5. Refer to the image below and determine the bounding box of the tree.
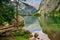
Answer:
[0,0,30,25]
[0,0,15,25]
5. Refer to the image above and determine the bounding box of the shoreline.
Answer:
[31,30,50,40]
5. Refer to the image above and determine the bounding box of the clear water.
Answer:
[23,16,42,33]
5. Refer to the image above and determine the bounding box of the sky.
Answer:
[26,0,42,4]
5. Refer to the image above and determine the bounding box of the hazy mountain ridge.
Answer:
[27,2,39,10]
[18,2,40,15]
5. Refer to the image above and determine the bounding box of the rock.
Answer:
[17,15,24,26]
[10,15,24,26]
[40,0,60,14]
[0,15,24,36]
[39,0,60,40]
[28,31,50,40]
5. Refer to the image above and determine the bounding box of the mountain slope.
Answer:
[38,0,60,40]
[18,2,39,15]
[39,0,60,14]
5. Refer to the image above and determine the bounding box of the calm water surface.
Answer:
[23,16,42,33]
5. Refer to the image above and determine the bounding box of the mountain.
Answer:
[27,2,39,10]
[18,2,39,15]
[39,0,60,14]
[38,0,60,40]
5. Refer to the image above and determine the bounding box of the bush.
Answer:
[13,29,31,39]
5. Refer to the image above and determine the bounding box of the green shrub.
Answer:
[13,29,31,39]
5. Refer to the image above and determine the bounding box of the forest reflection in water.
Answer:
[39,15,60,40]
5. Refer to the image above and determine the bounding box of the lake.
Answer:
[23,16,42,33]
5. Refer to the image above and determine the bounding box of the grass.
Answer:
[11,29,31,40]
[14,36,28,40]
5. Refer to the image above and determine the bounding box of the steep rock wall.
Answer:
[40,0,60,14]
[39,0,60,40]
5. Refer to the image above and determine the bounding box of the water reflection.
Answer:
[23,16,42,33]
[39,15,60,40]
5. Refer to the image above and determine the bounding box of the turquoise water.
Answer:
[23,16,42,33]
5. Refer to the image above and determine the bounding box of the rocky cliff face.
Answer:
[39,0,60,40]
[40,0,60,14]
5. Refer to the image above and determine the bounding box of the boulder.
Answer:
[0,15,24,36]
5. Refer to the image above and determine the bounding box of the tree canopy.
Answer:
[0,0,31,25]
[0,0,15,24]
